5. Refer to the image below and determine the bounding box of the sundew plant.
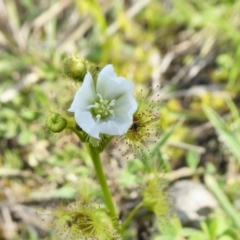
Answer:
[44,56,172,239]
[3,0,240,239]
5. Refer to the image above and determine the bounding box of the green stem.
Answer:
[67,125,86,142]
[96,136,113,153]
[86,143,119,232]
[121,202,143,233]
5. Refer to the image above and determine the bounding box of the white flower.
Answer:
[68,65,138,139]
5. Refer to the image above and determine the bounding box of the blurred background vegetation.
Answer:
[1,0,240,239]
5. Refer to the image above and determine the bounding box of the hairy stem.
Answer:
[86,143,120,232]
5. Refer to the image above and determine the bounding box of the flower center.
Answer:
[88,94,116,121]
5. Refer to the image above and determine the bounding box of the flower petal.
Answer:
[68,72,96,112]
[98,120,122,136]
[97,65,134,100]
[74,110,101,139]
[114,94,137,118]
[113,94,138,134]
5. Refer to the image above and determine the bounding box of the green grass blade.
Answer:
[203,106,240,161]
[205,174,240,229]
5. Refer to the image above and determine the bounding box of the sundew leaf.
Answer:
[203,106,240,161]
[157,215,183,237]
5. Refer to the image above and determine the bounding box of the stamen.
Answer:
[109,110,115,116]
[109,99,116,106]
[96,114,101,121]
[87,103,99,109]
[97,93,103,101]
[89,93,116,120]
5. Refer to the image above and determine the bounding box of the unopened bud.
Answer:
[46,113,67,133]
[63,56,87,82]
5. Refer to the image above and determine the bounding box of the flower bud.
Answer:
[62,56,87,82]
[46,113,67,133]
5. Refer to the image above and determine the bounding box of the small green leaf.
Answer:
[186,150,200,169]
